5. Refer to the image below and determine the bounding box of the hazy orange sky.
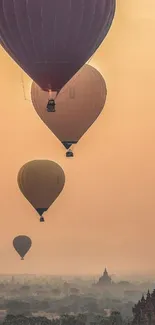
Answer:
[0,0,155,276]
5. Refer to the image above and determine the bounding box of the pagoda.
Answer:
[95,268,112,286]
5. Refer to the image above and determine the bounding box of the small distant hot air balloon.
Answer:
[0,0,115,107]
[17,160,65,222]
[31,64,107,157]
[13,236,32,260]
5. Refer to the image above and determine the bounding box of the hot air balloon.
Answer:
[17,160,65,222]
[13,236,32,260]
[31,64,107,157]
[0,0,115,106]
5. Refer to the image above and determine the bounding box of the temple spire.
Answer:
[96,267,112,286]
[103,268,108,276]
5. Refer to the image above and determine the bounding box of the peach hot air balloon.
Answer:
[31,64,107,157]
[17,160,65,222]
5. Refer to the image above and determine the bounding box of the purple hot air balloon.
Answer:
[0,0,116,97]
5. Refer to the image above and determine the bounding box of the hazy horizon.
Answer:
[0,271,155,280]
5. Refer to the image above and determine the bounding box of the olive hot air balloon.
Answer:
[0,0,115,107]
[13,236,32,260]
[31,64,107,157]
[17,160,65,222]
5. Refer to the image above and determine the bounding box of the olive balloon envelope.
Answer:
[13,236,32,260]
[17,160,65,222]
[31,64,107,153]
[0,0,115,92]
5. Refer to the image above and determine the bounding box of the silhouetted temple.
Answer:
[95,268,112,286]
[132,289,155,325]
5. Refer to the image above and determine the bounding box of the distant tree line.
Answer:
[3,296,134,318]
[2,312,132,325]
